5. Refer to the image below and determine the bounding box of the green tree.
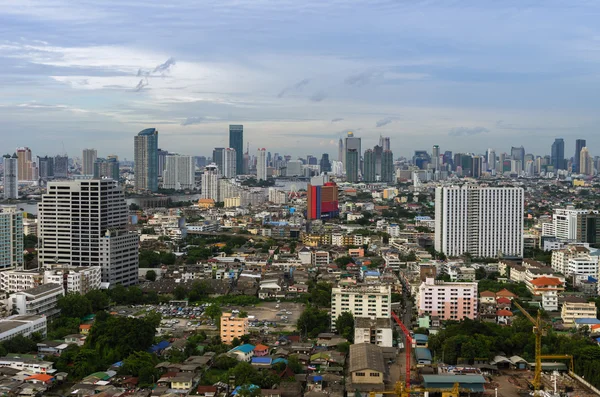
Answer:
[121,351,159,387]
[308,281,333,308]
[146,270,157,282]
[205,304,223,323]
[85,289,110,312]
[287,355,303,374]
[335,312,354,342]
[229,362,258,386]
[297,306,330,338]
[173,286,187,300]
[58,293,92,319]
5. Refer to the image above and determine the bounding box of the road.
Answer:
[389,273,415,387]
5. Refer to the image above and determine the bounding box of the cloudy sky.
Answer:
[1,0,600,160]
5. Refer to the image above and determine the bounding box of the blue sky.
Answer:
[1,0,600,160]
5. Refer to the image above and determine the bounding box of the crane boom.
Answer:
[512,300,545,391]
[391,311,413,388]
[513,300,537,325]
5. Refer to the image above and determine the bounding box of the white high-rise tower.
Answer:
[3,154,18,199]
[82,148,97,176]
[257,148,267,181]
[163,155,195,190]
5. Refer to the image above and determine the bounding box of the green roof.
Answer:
[422,374,486,393]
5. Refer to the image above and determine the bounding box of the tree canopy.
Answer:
[335,312,354,342]
[297,306,330,338]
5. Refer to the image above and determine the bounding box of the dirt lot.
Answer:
[225,301,306,332]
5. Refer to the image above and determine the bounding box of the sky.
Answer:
[1,0,600,160]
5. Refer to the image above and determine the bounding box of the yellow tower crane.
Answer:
[367,382,467,397]
[512,301,548,391]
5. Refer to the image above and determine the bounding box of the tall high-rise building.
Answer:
[212,148,225,174]
[157,149,169,177]
[222,148,237,178]
[37,156,54,183]
[346,149,359,183]
[580,147,593,176]
[510,146,525,171]
[553,206,600,244]
[443,151,454,170]
[134,128,159,192]
[472,156,482,178]
[38,180,138,286]
[3,154,18,200]
[381,150,394,183]
[195,156,207,168]
[82,149,97,175]
[16,147,34,182]
[229,125,244,175]
[307,175,339,220]
[345,131,361,174]
[338,138,344,163]
[256,148,267,181]
[486,149,496,172]
[163,155,195,190]
[363,149,376,182]
[0,205,24,269]
[201,164,220,201]
[574,139,586,173]
[551,138,565,170]
[319,154,331,173]
[94,158,120,181]
[54,155,68,179]
[380,136,391,151]
[434,185,524,258]
[432,145,440,171]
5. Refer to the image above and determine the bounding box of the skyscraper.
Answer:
[37,156,54,183]
[510,146,525,171]
[551,138,565,170]
[363,149,376,182]
[38,179,139,286]
[222,148,237,178]
[379,136,391,151]
[163,155,195,190]
[229,125,244,175]
[472,156,482,178]
[54,155,68,179]
[319,154,331,173]
[381,150,395,183]
[0,205,24,269]
[346,149,359,183]
[345,132,361,181]
[307,175,339,220]
[432,145,440,171]
[3,154,18,200]
[574,139,587,173]
[82,148,97,175]
[338,138,344,163]
[486,149,496,172]
[157,149,169,177]
[580,147,593,176]
[256,148,267,181]
[16,147,34,182]
[201,164,220,201]
[94,157,120,181]
[434,185,524,258]
[212,148,225,174]
[134,128,159,192]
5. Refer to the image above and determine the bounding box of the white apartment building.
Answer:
[9,283,64,317]
[551,245,591,274]
[1,269,44,293]
[38,180,138,286]
[0,206,24,270]
[3,155,18,200]
[22,218,37,237]
[311,251,330,267]
[0,357,53,374]
[434,185,524,258]
[256,149,267,181]
[268,188,287,204]
[567,257,598,279]
[163,155,195,190]
[201,164,220,201]
[542,291,558,312]
[561,301,597,325]
[0,315,47,342]
[383,253,402,271]
[43,266,102,294]
[354,317,393,347]
[387,224,402,238]
[82,149,97,176]
[222,148,237,179]
[330,285,391,326]
[552,206,600,243]
[417,278,478,321]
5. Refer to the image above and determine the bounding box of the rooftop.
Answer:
[138,128,157,136]
[20,283,63,297]
[349,343,385,374]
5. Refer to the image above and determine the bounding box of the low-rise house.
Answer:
[0,357,53,374]
[254,344,269,357]
[561,299,597,326]
[64,334,86,346]
[348,343,385,386]
[229,344,255,362]
[251,357,273,368]
[496,310,514,325]
[479,291,496,305]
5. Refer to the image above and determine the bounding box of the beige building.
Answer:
[561,300,597,326]
[220,313,249,344]
[349,343,385,385]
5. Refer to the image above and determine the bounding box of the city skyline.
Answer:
[1,2,600,157]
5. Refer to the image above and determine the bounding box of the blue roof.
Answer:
[138,128,157,136]
[365,271,380,276]
[251,357,272,364]
[422,374,486,392]
[272,358,288,365]
[414,348,432,361]
[232,385,259,396]
[414,334,429,342]
[574,318,600,325]
[148,340,170,353]
[232,344,255,354]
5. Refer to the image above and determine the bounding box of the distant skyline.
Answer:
[1,1,600,158]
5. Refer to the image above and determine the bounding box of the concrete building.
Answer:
[163,155,195,190]
[0,357,53,374]
[9,283,64,317]
[561,301,597,326]
[16,147,35,182]
[220,313,249,344]
[0,269,43,293]
[54,155,68,179]
[0,315,47,342]
[134,128,159,192]
[0,206,24,270]
[93,157,120,181]
[551,245,591,274]
[201,164,220,202]
[552,206,600,244]
[349,343,385,386]
[354,317,393,347]
[43,266,102,294]
[82,149,97,176]
[38,179,139,286]
[417,278,478,321]
[256,148,267,181]
[434,185,524,257]
[331,285,391,324]
[222,148,237,179]
[229,125,244,176]
[3,154,18,199]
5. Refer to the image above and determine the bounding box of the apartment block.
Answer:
[9,283,64,317]
[330,285,391,324]
[220,313,249,344]
[417,278,478,321]
[561,300,597,326]
[434,185,524,258]
[0,206,24,270]
[0,315,47,342]
[354,317,393,347]
[551,245,590,274]
[552,206,600,244]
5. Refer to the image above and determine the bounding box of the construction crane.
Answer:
[391,311,413,388]
[367,381,466,397]
[512,301,548,391]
